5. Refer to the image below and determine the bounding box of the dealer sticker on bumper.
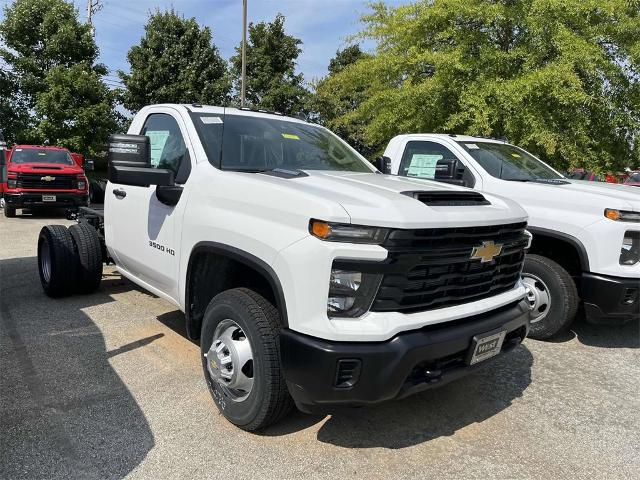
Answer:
[42,195,56,202]
[468,330,507,365]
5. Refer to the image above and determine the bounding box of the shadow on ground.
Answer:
[0,256,154,480]
[548,311,639,349]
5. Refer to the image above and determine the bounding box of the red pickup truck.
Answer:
[1,144,89,217]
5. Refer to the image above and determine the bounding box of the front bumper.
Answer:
[4,192,88,208]
[280,299,530,413]
[580,273,640,325]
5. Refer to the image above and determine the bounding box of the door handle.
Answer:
[112,188,127,199]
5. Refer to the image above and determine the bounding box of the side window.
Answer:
[141,113,191,183]
[398,141,459,179]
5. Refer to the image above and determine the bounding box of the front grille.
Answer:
[404,190,490,206]
[372,222,528,313]
[17,173,76,190]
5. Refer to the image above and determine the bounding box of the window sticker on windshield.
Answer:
[465,143,479,149]
[38,152,46,155]
[201,116,223,124]
[407,154,442,178]
[146,130,170,167]
[15,148,22,151]
[281,133,300,140]
[511,153,521,158]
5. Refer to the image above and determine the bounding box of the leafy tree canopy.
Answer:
[120,10,230,112]
[321,0,640,170]
[0,0,120,155]
[311,45,376,157]
[231,13,308,115]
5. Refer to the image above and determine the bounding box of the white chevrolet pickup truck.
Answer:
[382,134,640,339]
[37,105,532,430]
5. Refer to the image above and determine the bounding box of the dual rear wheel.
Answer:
[38,223,103,297]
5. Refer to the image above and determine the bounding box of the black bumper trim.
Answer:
[280,300,530,413]
[4,192,88,208]
[580,272,640,325]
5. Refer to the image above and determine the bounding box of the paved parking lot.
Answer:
[1,211,639,480]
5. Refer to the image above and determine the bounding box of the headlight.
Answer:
[327,268,382,317]
[7,178,17,188]
[605,209,640,222]
[524,229,533,249]
[620,231,640,265]
[310,219,388,244]
[77,176,87,190]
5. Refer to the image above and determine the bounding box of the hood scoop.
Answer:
[403,190,491,206]
[28,165,64,170]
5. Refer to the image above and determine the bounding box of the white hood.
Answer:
[284,171,528,229]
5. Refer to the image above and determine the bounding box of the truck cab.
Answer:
[384,134,640,339]
[38,105,533,430]
[3,145,89,217]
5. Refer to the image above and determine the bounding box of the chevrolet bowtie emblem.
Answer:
[41,176,56,181]
[470,241,503,263]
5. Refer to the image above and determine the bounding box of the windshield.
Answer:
[11,148,74,165]
[627,173,640,183]
[458,141,562,181]
[192,113,372,173]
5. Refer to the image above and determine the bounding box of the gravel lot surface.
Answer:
[1,211,639,480]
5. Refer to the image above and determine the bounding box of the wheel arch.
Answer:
[527,226,590,274]
[185,241,288,341]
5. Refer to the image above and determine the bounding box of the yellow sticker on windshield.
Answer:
[282,133,300,140]
[511,153,521,158]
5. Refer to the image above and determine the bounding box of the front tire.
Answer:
[4,203,16,217]
[522,254,578,340]
[200,288,293,431]
[38,225,79,297]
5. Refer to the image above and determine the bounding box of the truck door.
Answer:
[106,110,193,301]
[397,140,480,188]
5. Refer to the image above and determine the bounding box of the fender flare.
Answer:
[185,241,289,339]
[527,226,590,272]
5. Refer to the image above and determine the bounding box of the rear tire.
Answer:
[523,254,578,340]
[200,288,293,431]
[38,225,79,297]
[69,223,102,293]
[4,203,16,217]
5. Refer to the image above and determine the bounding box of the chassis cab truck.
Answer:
[38,105,532,430]
[382,135,640,339]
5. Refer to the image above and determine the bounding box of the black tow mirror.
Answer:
[108,134,173,187]
[374,156,391,174]
[84,159,95,171]
[435,158,468,187]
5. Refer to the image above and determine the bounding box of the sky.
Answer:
[0,0,412,88]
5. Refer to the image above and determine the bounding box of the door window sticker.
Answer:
[465,143,479,149]
[281,133,300,140]
[201,116,223,124]
[146,130,170,167]
[407,153,443,178]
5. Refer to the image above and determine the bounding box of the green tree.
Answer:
[35,63,122,156]
[230,13,308,115]
[323,0,640,171]
[0,0,120,154]
[120,10,230,112]
[311,45,376,157]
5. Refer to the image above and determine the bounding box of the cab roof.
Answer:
[392,133,509,144]
[13,144,70,151]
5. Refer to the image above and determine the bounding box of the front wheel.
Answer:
[200,288,293,431]
[522,254,578,340]
[4,203,16,217]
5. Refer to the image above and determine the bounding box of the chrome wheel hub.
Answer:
[522,274,551,323]
[205,319,254,402]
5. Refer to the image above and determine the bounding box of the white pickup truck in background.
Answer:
[37,105,533,431]
[383,134,640,339]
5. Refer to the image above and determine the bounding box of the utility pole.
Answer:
[241,0,247,108]
[87,0,102,37]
